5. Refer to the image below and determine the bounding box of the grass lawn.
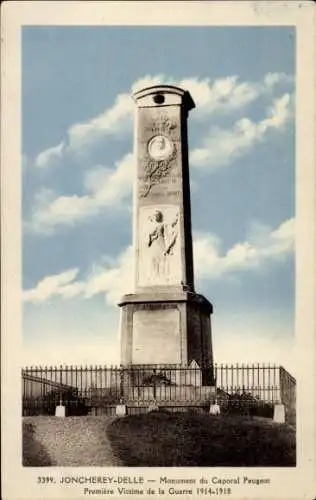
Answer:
[107,411,296,467]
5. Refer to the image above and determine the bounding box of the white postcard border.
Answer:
[1,2,316,499]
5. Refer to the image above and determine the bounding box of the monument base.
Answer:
[119,290,214,371]
[119,363,216,403]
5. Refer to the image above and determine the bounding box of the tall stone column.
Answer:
[119,85,214,372]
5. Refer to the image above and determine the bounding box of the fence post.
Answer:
[153,368,157,401]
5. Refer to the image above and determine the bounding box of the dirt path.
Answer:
[23,416,122,466]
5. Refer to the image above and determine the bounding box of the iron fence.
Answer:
[22,363,295,419]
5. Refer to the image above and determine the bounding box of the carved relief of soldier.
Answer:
[146,209,179,283]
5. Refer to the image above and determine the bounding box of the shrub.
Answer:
[220,391,274,418]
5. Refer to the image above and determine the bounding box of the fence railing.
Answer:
[22,363,296,420]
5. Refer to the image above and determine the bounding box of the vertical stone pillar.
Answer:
[119,85,214,372]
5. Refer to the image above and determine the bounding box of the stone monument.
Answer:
[119,85,214,374]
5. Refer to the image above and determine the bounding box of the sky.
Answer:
[22,26,295,372]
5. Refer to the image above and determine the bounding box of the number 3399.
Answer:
[37,476,55,484]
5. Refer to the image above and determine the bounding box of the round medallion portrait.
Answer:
[148,135,174,161]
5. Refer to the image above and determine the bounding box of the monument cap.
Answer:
[132,84,195,110]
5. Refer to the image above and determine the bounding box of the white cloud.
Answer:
[84,245,134,306]
[32,72,293,168]
[190,93,292,169]
[28,191,99,234]
[131,74,167,93]
[24,218,293,306]
[23,268,80,303]
[194,217,294,280]
[23,245,134,306]
[90,153,134,204]
[264,72,293,87]
[28,153,134,233]
[35,142,65,168]
[67,94,133,151]
[181,76,259,118]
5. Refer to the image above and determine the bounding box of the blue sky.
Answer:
[22,26,295,370]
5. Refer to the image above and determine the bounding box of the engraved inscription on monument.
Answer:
[132,308,181,364]
[138,204,181,286]
[145,114,177,136]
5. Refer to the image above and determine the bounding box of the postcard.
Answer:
[1,1,316,499]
